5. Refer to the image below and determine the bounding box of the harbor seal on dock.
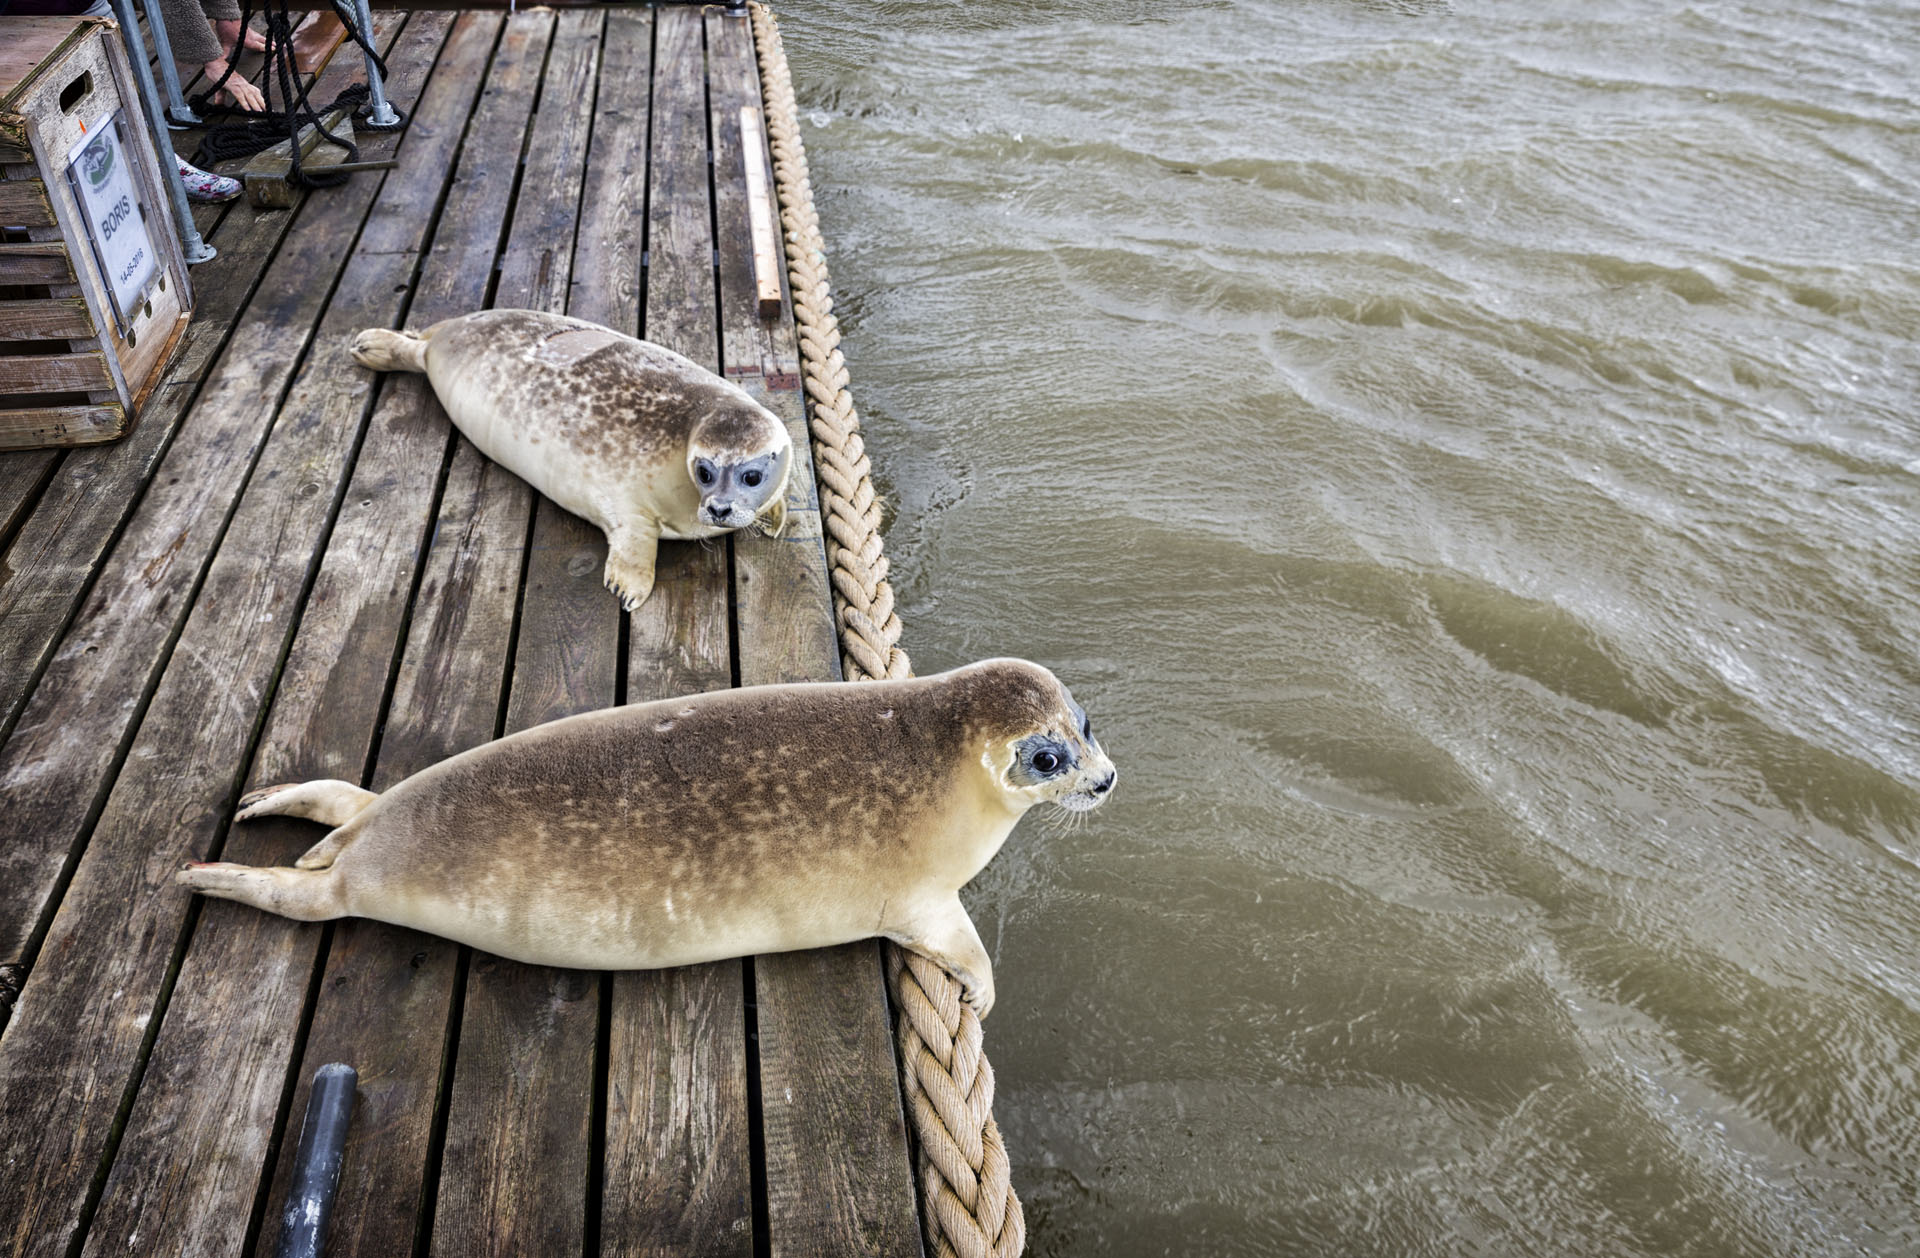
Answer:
[351,309,793,610]
[178,659,1116,1017]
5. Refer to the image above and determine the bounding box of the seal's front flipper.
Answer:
[603,520,661,611]
[237,779,377,828]
[350,327,430,374]
[895,899,997,1020]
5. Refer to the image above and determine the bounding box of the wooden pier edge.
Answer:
[748,7,1027,1257]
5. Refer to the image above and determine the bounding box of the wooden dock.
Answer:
[0,9,924,1256]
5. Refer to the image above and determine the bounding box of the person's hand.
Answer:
[204,60,265,112]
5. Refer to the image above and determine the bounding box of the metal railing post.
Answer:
[342,0,398,127]
[108,0,215,263]
[138,0,204,128]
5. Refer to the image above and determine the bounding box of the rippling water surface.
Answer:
[777,3,1920,1252]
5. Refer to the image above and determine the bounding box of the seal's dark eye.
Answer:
[742,470,763,488]
[1032,751,1061,774]
[695,464,715,486]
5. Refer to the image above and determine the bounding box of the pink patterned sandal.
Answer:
[176,155,242,203]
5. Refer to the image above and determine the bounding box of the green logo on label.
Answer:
[80,137,113,188]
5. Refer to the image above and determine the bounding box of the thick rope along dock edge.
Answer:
[749,7,1026,1257]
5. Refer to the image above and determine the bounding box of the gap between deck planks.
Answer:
[0,10,923,1258]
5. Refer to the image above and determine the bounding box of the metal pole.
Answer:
[343,0,398,127]
[139,0,204,129]
[275,1064,358,1258]
[108,0,215,264]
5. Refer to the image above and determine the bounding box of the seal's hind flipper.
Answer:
[236,779,377,828]
[176,861,345,922]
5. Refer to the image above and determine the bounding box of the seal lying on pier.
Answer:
[351,309,792,610]
[178,659,1116,1017]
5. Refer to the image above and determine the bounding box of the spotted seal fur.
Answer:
[352,309,792,609]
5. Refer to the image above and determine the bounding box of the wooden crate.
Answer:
[1,17,193,449]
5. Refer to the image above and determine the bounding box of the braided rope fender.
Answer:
[750,7,1026,1256]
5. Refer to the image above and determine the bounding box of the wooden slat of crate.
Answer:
[600,9,756,1255]
[705,12,925,1255]
[0,403,122,446]
[0,351,112,392]
[0,179,56,228]
[425,11,607,1258]
[0,241,74,284]
[250,15,553,1257]
[0,18,448,1258]
[0,297,94,339]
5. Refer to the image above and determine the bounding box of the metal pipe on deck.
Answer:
[342,0,398,127]
[275,1063,358,1258]
[135,0,205,128]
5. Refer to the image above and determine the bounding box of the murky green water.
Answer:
[777,2,1919,1253]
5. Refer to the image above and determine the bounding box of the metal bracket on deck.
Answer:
[339,0,399,128]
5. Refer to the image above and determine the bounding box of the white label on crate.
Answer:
[66,113,156,329]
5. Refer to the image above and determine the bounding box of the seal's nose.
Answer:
[1092,771,1116,795]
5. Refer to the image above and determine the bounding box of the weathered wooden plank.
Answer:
[0,8,407,750]
[0,6,414,954]
[0,403,123,448]
[58,20,484,1258]
[567,9,648,342]
[0,18,449,1258]
[427,12,605,1258]
[0,296,96,340]
[251,16,558,1258]
[0,241,72,284]
[706,12,923,1255]
[0,449,59,548]
[0,179,55,228]
[0,351,112,393]
[600,11,755,1256]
